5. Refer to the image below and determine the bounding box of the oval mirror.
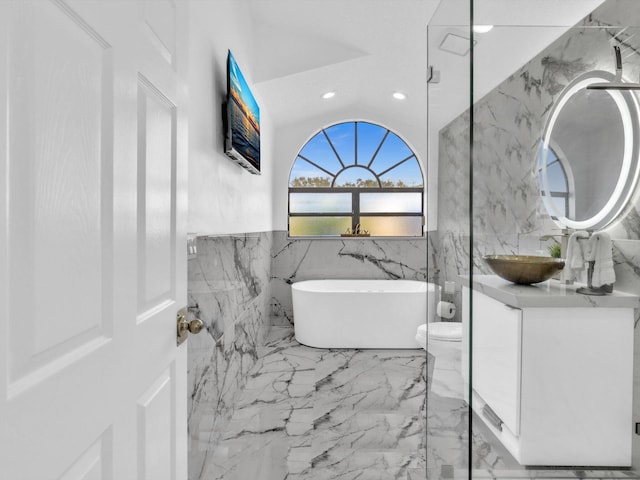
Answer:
[539,71,640,230]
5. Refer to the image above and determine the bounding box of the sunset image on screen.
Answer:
[228,51,260,169]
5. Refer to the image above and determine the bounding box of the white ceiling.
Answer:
[247,0,438,131]
[246,0,607,133]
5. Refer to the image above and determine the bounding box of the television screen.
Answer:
[225,50,261,174]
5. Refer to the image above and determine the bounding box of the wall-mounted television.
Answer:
[224,50,261,175]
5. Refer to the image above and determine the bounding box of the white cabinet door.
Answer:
[519,307,633,466]
[472,291,522,436]
[0,1,188,479]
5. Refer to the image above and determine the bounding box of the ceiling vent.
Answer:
[439,32,476,56]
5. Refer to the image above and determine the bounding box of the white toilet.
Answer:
[416,298,464,398]
[415,292,462,352]
[416,321,462,352]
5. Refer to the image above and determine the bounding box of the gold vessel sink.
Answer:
[483,255,565,285]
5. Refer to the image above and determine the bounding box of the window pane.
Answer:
[298,132,343,173]
[539,145,568,192]
[549,195,569,218]
[333,166,379,188]
[379,157,424,187]
[368,132,413,172]
[357,122,387,166]
[325,122,355,166]
[544,162,568,193]
[289,193,352,213]
[360,192,422,213]
[289,217,352,236]
[289,157,332,187]
[539,143,558,167]
[360,216,423,237]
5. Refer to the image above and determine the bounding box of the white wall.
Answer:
[188,0,274,235]
[272,105,432,232]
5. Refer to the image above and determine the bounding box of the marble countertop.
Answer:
[460,275,640,309]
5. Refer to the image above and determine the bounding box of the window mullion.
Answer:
[367,130,390,168]
[352,191,360,232]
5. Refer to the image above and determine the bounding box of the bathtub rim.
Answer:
[291,278,434,294]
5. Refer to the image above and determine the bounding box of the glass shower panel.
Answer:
[470,0,640,478]
[426,1,472,479]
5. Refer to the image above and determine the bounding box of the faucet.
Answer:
[540,228,571,258]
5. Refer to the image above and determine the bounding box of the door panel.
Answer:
[138,369,173,480]
[7,0,113,394]
[0,1,188,479]
[59,432,112,480]
[137,76,176,317]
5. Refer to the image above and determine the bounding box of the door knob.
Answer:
[176,307,205,346]
[187,318,204,334]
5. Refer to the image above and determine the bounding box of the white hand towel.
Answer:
[586,232,615,287]
[562,230,589,281]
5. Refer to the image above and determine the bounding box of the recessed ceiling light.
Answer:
[473,25,494,33]
[393,92,406,100]
[322,91,335,99]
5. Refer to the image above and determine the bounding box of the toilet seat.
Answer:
[419,322,462,342]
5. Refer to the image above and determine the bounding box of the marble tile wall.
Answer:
[435,0,640,470]
[270,230,432,324]
[187,232,273,480]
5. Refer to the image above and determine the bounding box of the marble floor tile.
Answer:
[309,450,425,480]
[408,469,427,480]
[195,326,639,480]
[202,433,301,480]
[466,470,640,480]
[197,327,427,479]
[312,410,425,455]
[314,352,426,416]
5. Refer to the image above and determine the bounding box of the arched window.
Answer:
[288,121,424,237]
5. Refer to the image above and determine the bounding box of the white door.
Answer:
[0,1,189,479]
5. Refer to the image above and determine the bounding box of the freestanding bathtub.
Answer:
[291,279,437,349]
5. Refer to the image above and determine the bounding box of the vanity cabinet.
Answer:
[462,278,636,467]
